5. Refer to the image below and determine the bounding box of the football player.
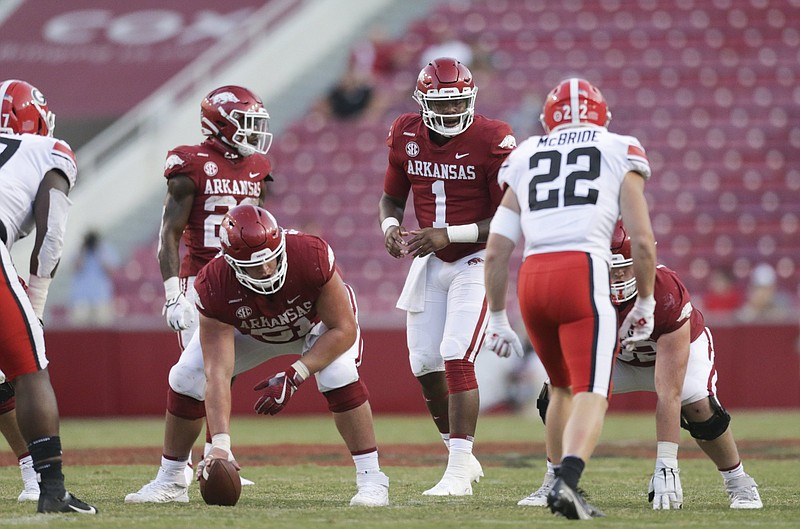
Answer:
[519,222,763,510]
[483,78,657,519]
[0,79,97,514]
[158,85,272,481]
[378,57,516,496]
[126,205,389,507]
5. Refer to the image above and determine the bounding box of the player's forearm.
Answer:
[654,397,682,444]
[204,377,232,437]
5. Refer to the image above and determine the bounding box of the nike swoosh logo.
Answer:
[287,295,301,304]
[455,153,469,159]
[249,172,260,178]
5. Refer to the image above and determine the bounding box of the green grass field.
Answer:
[1,411,798,528]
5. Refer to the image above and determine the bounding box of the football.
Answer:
[199,458,242,506]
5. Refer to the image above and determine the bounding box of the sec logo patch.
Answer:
[236,306,253,319]
[405,141,420,158]
[204,161,219,176]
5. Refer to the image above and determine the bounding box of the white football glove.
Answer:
[648,465,683,510]
[163,293,195,332]
[483,310,524,358]
[619,294,656,350]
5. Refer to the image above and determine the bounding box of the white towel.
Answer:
[396,254,430,313]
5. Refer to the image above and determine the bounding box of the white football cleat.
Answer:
[125,480,189,503]
[423,451,475,496]
[468,453,484,483]
[518,469,555,506]
[17,455,39,502]
[726,474,763,509]
[350,471,389,507]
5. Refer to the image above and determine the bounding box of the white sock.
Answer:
[441,433,450,449]
[159,455,190,482]
[449,437,473,455]
[353,450,380,474]
[546,459,556,476]
[720,461,746,481]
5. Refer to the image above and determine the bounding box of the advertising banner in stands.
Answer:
[0,0,269,118]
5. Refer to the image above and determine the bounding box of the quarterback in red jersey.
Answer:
[378,57,516,496]
[0,79,96,514]
[158,84,273,349]
[521,222,762,511]
[126,205,389,507]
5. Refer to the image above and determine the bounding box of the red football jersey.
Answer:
[383,114,515,262]
[616,265,706,366]
[164,138,272,277]
[194,232,336,344]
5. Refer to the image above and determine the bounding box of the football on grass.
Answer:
[199,458,242,506]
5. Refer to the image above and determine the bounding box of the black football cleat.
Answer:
[546,477,604,520]
[38,491,98,514]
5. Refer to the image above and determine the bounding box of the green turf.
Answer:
[0,411,798,528]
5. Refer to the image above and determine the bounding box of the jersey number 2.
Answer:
[527,147,600,211]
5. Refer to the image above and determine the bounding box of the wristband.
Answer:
[488,309,508,324]
[291,360,310,381]
[381,217,400,235]
[635,294,656,311]
[446,223,479,243]
[211,433,231,453]
[164,276,181,301]
[27,275,52,320]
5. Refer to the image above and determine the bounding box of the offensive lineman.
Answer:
[126,205,389,507]
[0,79,97,514]
[520,222,763,510]
[483,78,657,519]
[378,57,516,496]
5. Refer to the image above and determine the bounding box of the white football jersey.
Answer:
[498,125,650,263]
[0,132,77,248]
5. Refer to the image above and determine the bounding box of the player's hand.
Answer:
[648,466,683,510]
[407,227,449,257]
[196,447,240,481]
[384,225,409,259]
[163,293,195,331]
[483,310,524,358]
[619,294,656,350]
[253,366,306,415]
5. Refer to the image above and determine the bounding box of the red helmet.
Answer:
[540,78,611,134]
[219,205,287,294]
[413,57,477,137]
[201,85,272,157]
[610,220,636,304]
[0,79,55,137]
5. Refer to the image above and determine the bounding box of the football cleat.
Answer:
[423,451,476,496]
[125,480,189,504]
[726,474,763,509]
[350,471,389,507]
[37,492,97,514]
[518,469,555,506]
[547,477,604,520]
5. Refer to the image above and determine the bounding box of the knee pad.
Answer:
[168,360,206,401]
[323,379,369,413]
[536,382,550,425]
[444,359,478,393]
[0,382,16,411]
[681,396,731,441]
[166,388,206,420]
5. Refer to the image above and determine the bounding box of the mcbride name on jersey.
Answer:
[194,232,337,344]
[0,133,76,246]
[164,137,272,276]
[499,125,651,262]
[616,265,705,366]
[384,113,515,263]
